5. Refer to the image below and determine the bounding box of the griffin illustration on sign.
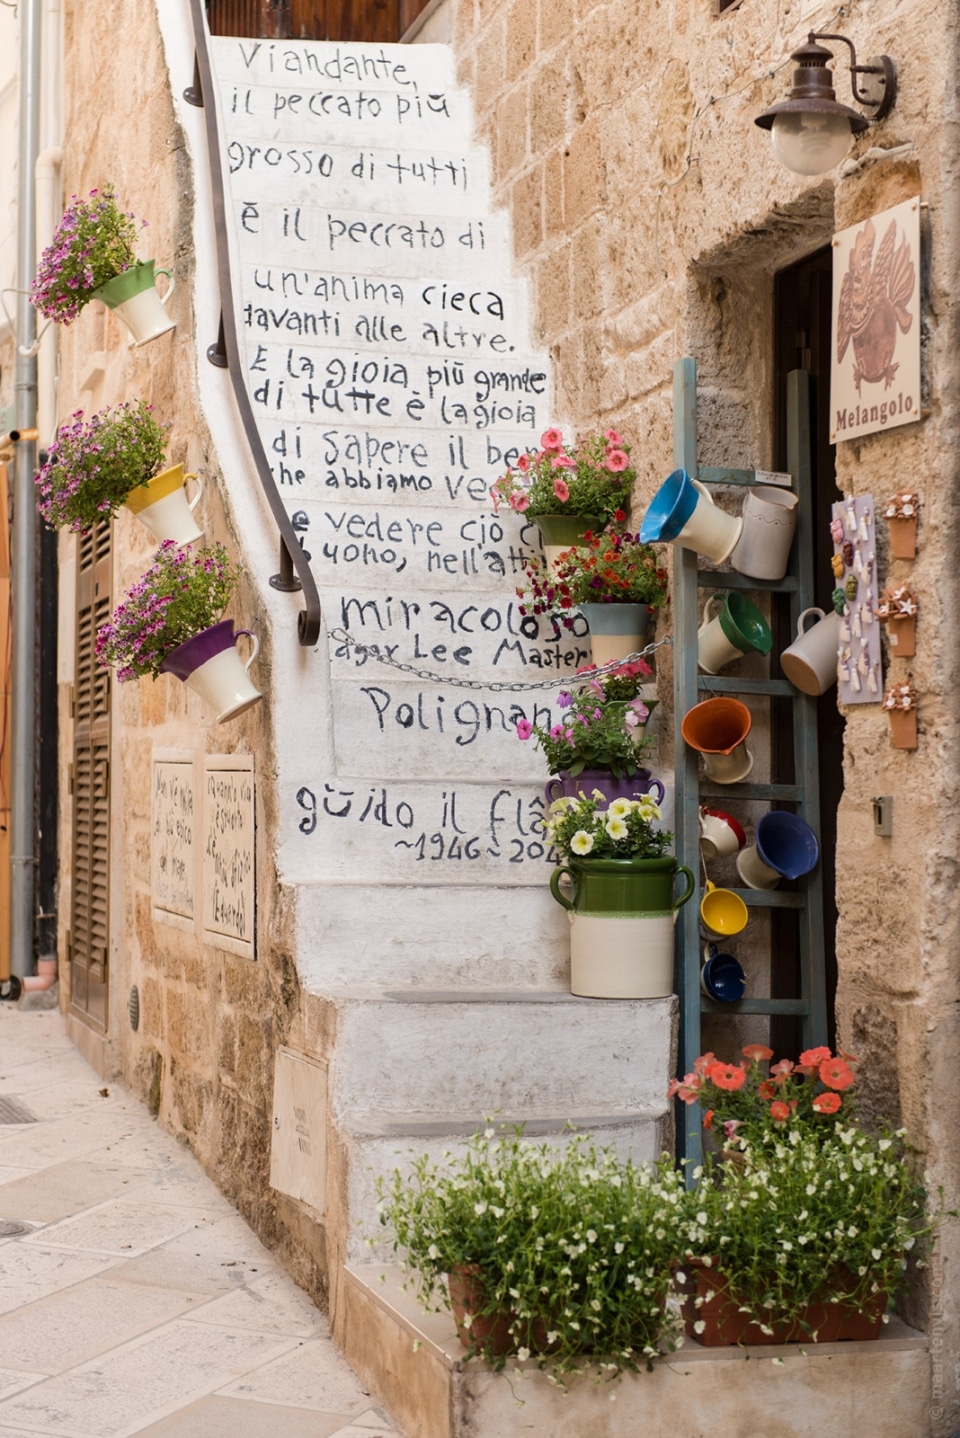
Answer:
[836,217,916,394]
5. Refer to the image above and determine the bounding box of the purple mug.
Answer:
[544,768,666,807]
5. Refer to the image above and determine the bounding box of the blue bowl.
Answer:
[701,952,746,1003]
[639,468,697,544]
[756,811,820,881]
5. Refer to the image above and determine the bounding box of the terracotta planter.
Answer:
[888,515,917,560]
[888,706,917,750]
[886,614,916,658]
[448,1265,555,1356]
[93,259,176,346]
[674,1261,887,1346]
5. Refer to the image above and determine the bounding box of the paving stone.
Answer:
[0,1245,117,1317]
[0,1162,160,1223]
[21,1200,206,1259]
[0,1370,48,1402]
[187,1270,322,1336]
[0,1279,207,1375]
[131,1396,354,1438]
[0,1322,298,1437]
[216,1338,372,1413]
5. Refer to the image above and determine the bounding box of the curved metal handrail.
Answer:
[185,0,322,646]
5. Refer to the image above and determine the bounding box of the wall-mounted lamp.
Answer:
[755,34,897,176]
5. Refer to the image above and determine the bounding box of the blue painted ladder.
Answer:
[671,356,829,1173]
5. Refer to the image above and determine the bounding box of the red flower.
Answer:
[707,1061,747,1092]
[742,1044,774,1063]
[758,1081,776,1100]
[613,508,627,523]
[692,1051,716,1077]
[703,1109,714,1131]
[770,1059,794,1077]
[813,1091,841,1114]
[819,1057,855,1091]
[769,1100,791,1122]
[799,1046,832,1067]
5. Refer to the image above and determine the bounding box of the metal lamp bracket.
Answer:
[813,33,898,121]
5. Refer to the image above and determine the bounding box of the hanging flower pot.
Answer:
[159,619,261,723]
[545,766,665,807]
[93,259,176,346]
[579,601,654,666]
[533,512,605,573]
[123,464,204,546]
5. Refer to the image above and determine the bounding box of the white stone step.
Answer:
[329,989,676,1119]
[296,883,570,990]
[335,1266,930,1438]
[344,1110,668,1263]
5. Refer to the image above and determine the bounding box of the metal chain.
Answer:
[327,627,674,692]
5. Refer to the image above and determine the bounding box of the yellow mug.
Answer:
[699,880,748,939]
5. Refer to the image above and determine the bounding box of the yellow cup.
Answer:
[699,880,748,938]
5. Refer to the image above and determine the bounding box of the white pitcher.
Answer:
[673,479,743,564]
[731,485,799,581]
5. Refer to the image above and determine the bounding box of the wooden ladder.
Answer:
[671,357,829,1171]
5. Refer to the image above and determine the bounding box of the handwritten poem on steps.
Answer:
[211,37,580,884]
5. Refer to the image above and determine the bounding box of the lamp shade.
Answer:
[770,110,853,175]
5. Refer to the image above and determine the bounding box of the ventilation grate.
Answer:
[0,1095,37,1124]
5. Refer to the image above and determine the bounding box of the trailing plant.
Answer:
[517,528,668,628]
[490,429,635,521]
[36,402,170,533]
[515,660,655,778]
[677,1123,931,1339]
[545,790,672,861]
[377,1127,687,1381]
[96,541,240,682]
[31,185,143,324]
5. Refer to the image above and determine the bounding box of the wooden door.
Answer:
[208,0,436,41]
[69,523,111,1031]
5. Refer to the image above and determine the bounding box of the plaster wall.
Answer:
[450,0,960,1426]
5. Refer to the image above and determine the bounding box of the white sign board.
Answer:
[151,755,196,928]
[831,197,921,444]
[202,755,256,957]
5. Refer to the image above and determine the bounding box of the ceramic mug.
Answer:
[699,880,748,939]
[780,607,840,696]
[699,807,747,860]
[755,810,820,881]
[730,485,800,581]
[697,592,772,675]
[640,468,743,564]
[700,945,746,1003]
[681,698,754,785]
[736,843,782,891]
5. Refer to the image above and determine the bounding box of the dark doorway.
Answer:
[207,0,436,40]
[772,245,843,1053]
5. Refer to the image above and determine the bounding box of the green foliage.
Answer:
[377,1129,686,1381]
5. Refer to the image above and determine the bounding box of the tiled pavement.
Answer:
[0,1006,398,1438]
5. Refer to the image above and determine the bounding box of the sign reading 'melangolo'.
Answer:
[830,197,921,444]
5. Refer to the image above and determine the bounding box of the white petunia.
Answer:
[570,830,595,855]
[608,798,632,818]
[605,817,628,840]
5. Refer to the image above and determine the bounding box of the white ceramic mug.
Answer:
[699,807,747,860]
[737,843,781,890]
[780,607,840,696]
[730,485,799,581]
[673,479,743,564]
[697,595,745,674]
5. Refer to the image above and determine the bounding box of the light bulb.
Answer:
[770,110,852,176]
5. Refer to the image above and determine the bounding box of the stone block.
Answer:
[511,164,544,256]
[493,84,528,183]
[543,147,565,238]
[535,246,571,342]
[561,118,605,228]
[528,66,569,153]
[538,0,575,56]
[505,0,537,84]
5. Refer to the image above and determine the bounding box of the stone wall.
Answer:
[450,0,960,1426]
[57,0,330,1306]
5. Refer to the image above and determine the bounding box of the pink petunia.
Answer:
[553,478,570,502]
[515,718,533,740]
[541,428,564,452]
[604,429,624,445]
[517,452,531,472]
[605,449,629,473]
[509,492,530,512]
